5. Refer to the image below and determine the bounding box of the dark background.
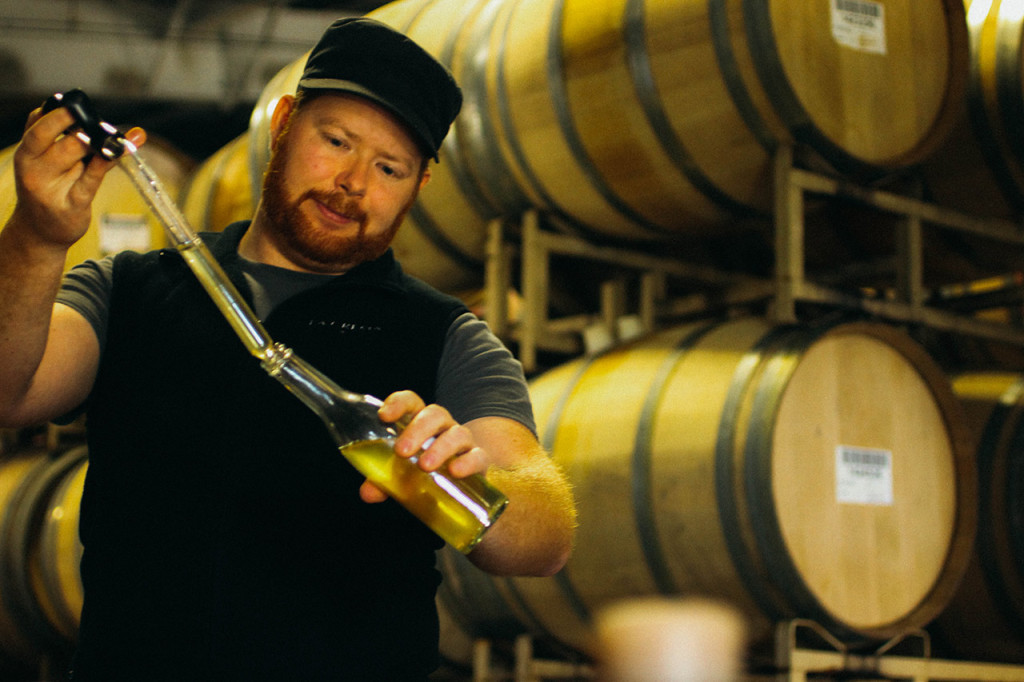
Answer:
[0,0,393,161]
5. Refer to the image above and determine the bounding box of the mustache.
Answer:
[305,189,367,224]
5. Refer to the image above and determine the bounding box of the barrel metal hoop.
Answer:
[708,0,778,155]
[624,0,763,219]
[453,0,532,215]
[740,0,872,177]
[0,448,87,653]
[489,0,602,241]
[741,323,847,634]
[631,322,722,595]
[962,72,1024,212]
[1006,405,1024,618]
[979,375,1024,635]
[994,9,1024,175]
[382,0,487,272]
[494,0,566,220]
[492,0,606,242]
[545,0,676,238]
[406,202,483,272]
[434,0,516,218]
[714,323,800,623]
[532,354,604,627]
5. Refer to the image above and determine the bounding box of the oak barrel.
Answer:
[0,453,48,669]
[443,319,976,654]
[34,451,87,644]
[0,448,87,662]
[179,133,254,233]
[930,372,1024,663]
[923,0,1024,220]
[245,0,968,280]
[488,0,967,241]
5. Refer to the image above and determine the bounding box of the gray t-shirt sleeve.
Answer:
[56,256,114,352]
[436,312,537,437]
[51,257,113,423]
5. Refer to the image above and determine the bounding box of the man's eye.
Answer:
[379,163,409,180]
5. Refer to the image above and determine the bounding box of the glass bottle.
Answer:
[261,345,509,552]
[48,90,508,553]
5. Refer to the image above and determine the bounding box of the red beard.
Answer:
[259,133,413,272]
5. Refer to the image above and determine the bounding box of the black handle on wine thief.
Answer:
[42,88,126,161]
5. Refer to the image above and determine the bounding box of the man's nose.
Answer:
[336,157,368,196]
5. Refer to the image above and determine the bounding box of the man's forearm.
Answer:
[469,453,577,577]
[0,212,69,419]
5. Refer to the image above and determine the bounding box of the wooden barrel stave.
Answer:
[922,0,1024,223]
[179,133,254,234]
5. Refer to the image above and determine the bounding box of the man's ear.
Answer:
[269,94,296,152]
[418,165,431,192]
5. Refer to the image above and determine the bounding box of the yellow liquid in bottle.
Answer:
[340,439,503,553]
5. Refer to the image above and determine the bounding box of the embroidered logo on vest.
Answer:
[307,319,384,334]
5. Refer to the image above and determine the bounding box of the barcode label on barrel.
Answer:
[835,445,893,506]
[831,0,886,55]
[100,213,152,255]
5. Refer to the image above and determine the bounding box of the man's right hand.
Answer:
[10,103,145,249]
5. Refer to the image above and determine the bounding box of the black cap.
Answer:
[297,17,463,161]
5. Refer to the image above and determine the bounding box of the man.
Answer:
[0,17,575,681]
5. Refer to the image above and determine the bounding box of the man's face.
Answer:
[259,93,428,273]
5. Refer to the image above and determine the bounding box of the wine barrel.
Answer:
[438,319,976,654]
[930,372,1024,664]
[34,451,87,644]
[0,452,48,669]
[0,138,194,269]
[923,0,1024,220]
[246,0,967,284]
[502,0,967,241]
[0,448,87,663]
[179,133,255,233]
[435,544,528,666]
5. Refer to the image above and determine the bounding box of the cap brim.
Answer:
[298,77,438,160]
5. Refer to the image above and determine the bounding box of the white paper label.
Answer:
[835,445,893,506]
[831,0,886,55]
[100,213,152,255]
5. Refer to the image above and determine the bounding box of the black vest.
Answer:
[73,222,469,681]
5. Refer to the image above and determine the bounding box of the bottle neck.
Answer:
[260,345,393,446]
